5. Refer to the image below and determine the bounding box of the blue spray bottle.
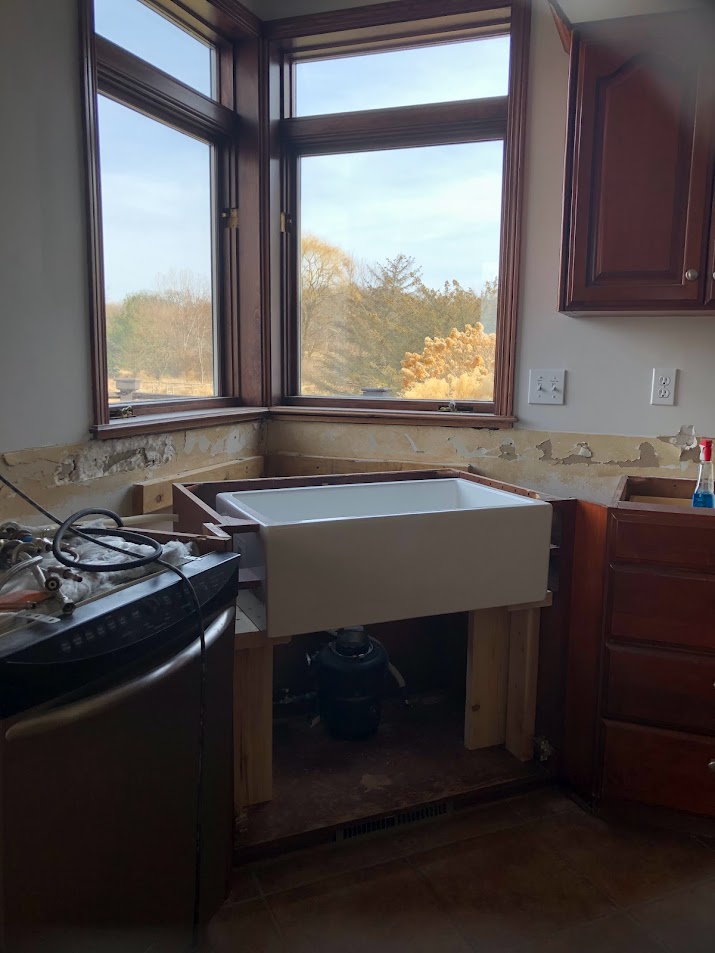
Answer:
[692,438,715,508]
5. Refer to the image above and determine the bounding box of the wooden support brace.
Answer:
[464,607,510,749]
[506,607,541,761]
[233,643,273,811]
[465,597,546,758]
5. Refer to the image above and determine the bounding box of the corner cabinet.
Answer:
[560,11,715,314]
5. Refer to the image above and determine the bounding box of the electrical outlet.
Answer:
[651,368,678,405]
[528,369,566,405]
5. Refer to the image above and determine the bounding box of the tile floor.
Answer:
[206,788,715,953]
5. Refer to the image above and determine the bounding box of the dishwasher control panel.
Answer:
[0,552,240,665]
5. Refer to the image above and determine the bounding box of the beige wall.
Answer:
[0,0,711,503]
[514,1,715,437]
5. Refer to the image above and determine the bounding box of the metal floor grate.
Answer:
[336,800,453,843]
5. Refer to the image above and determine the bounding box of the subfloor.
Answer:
[207,787,715,953]
[241,695,546,849]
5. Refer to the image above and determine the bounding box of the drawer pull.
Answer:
[709,760,715,773]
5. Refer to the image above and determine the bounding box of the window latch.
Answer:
[439,401,474,413]
[280,212,293,234]
[109,405,134,419]
[221,208,239,230]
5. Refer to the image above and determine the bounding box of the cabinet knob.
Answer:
[685,269,699,281]
[710,760,715,773]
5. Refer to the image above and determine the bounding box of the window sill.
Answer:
[269,406,516,428]
[91,406,268,440]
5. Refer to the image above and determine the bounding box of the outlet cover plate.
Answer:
[528,369,566,405]
[651,368,678,405]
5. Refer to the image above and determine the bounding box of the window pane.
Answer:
[296,36,509,116]
[97,96,217,403]
[94,0,213,97]
[298,142,502,402]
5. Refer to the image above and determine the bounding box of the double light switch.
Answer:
[528,369,566,405]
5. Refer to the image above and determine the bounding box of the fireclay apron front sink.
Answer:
[216,478,552,638]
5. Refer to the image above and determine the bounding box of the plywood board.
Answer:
[133,455,263,514]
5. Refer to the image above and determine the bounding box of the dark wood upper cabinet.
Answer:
[560,12,715,314]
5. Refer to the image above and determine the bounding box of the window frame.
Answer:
[271,1,530,425]
[80,0,266,437]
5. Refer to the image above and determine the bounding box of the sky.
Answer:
[94,0,509,300]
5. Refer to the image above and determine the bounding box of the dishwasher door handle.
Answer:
[5,606,234,742]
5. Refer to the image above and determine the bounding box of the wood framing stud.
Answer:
[233,644,274,810]
[465,597,544,759]
[506,607,540,760]
[465,608,510,749]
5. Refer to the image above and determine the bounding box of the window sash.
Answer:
[282,106,508,412]
[83,0,245,427]
[277,3,529,420]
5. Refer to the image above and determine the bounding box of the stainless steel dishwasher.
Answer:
[0,552,240,953]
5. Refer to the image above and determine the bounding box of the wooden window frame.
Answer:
[271,0,531,426]
[80,0,267,438]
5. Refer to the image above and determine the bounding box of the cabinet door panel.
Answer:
[602,721,715,817]
[604,644,715,736]
[609,509,715,573]
[563,14,714,312]
[609,566,715,653]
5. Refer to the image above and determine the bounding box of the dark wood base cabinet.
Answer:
[602,504,715,818]
[564,481,715,820]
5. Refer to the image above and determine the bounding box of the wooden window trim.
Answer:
[283,99,508,154]
[265,0,511,48]
[80,0,264,436]
[270,406,516,428]
[282,395,497,414]
[149,0,261,42]
[91,406,266,440]
[275,1,531,426]
[95,37,238,140]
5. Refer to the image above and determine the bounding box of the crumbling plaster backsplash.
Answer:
[266,421,701,503]
[0,417,701,524]
[0,421,262,523]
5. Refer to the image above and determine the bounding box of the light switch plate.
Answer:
[528,369,566,405]
[651,368,678,405]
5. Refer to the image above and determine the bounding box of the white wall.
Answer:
[515,0,715,436]
[0,0,93,452]
[1,0,712,457]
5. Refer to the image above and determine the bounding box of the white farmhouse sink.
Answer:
[216,478,552,638]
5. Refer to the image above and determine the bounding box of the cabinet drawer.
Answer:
[610,512,715,572]
[605,645,715,735]
[610,567,715,652]
[602,721,715,817]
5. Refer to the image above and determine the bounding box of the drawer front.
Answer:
[610,512,715,572]
[605,645,715,735]
[602,721,715,817]
[609,567,715,652]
